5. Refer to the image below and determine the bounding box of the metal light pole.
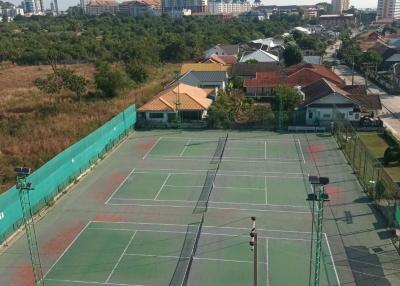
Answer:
[307,176,330,286]
[249,216,258,286]
[16,167,44,286]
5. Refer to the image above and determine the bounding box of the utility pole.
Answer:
[249,216,258,286]
[351,55,355,86]
[16,167,44,286]
[307,176,330,286]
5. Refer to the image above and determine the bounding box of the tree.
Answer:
[58,68,88,102]
[95,62,132,97]
[125,61,148,85]
[283,43,303,66]
[34,73,63,103]
[272,86,301,111]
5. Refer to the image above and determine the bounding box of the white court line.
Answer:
[42,221,92,280]
[90,220,314,234]
[142,137,162,160]
[180,139,191,157]
[105,231,137,283]
[264,176,268,205]
[134,168,304,176]
[112,197,308,209]
[106,202,311,214]
[132,170,305,179]
[152,154,301,161]
[45,278,143,286]
[151,157,302,164]
[194,257,268,265]
[266,238,269,286]
[105,168,136,204]
[154,174,171,200]
[324,233,341,286]
[163,184,265,191]
[297,139,306,164]
[264,140,267,160]
[87,227,311,241]
[160,137,301,143]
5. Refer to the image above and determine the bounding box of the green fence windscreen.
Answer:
[0,104,136,243]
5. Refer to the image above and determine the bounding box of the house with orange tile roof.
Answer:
[204,54,238,66]
[137,83,213,124]
[244,63,345,97]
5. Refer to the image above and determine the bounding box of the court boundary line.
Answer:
[106,202,311,214]
[45,278,143,286]
[324,233,341,286]
[42,221,92,281]
[264,176,268,205]
[297,139,306,164]
[266,238,269,286]
[179,139,191,157]
[153,173,171,200]
[105,231,137,283]
[105,168,136,204]
[132,168,304,176]
[159,137,303,143]
[88,226,312,242]
[90,220,314,235]
[142,137,162,160]
[148,154,301,162]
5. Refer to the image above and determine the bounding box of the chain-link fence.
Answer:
[333,116,400,227]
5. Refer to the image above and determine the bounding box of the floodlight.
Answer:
[251,216,256,221]
[15,167,31,176]
[308,176,319,184]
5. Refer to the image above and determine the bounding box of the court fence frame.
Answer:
[333,114,400,228]
[0,105,137,245]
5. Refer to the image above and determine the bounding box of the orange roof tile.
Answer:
[138,83,213,112]
[180,63,230,75]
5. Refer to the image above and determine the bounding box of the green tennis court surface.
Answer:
[36,132,340,286]
[43,221,336,286]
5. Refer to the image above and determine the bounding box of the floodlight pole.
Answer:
[16,167,44,286]
[250,216,258,286]
[307,176,329,286]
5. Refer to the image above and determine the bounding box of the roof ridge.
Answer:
[184,91,208,109]
[159,96,176,111]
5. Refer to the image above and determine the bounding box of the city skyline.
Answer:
[6,0,379,11]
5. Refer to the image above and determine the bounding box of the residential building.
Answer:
[303,7,318,18]
[161,0,208,13]
[119,0,161,17]
[208,0,251,15]
[300,78,381,125]
[87,0,119,15]
[250,38,284,50]
[1,5,24,21]
[243,63,344,97]
[180,63,230,74]
[137,83,213,123]
[54,0,59,15]
[239,49,279,63]
[293,26,312,34]
[204,54,238,65]
[231,62,279,79]
[204,44,239,58]
[176,71,229,90]
[319,14,356,28]
[377,0,400,21]
[331,0,349,14]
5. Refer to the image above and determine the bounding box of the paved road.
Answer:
[324,42,400,139]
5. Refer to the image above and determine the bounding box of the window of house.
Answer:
[355,113,360,120]
[149,113,164,119]
[308,112,313,119]
[348,111,354,116]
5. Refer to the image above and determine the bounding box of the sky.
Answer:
[8,0,378,12]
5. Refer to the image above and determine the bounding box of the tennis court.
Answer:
[36,131,340,286]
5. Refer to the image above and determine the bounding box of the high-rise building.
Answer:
[24,0,35,13]
[161,0,208,13]
[331,0,349,14]
[377,0,400,20]
[80,0,89,13]
[34,0,44,12]
[54,0,59,14]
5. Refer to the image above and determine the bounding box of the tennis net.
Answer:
[193,169,217,214]
[211,133,229,164]
[169,215,205,286]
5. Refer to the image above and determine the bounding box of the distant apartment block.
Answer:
[87,0,119,15]
[161,0,208,13]
[23,0,42,14]
[377,0,400,21]
[331,0,349,14]
[208,0,251,15]
[119,0,161,17]
[0,6,24,21]
[302,6,318,18]
[319,13,355,28]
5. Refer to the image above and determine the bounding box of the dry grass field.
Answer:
[0,63,180,193]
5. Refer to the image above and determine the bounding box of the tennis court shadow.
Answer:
[344,245,392,286]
